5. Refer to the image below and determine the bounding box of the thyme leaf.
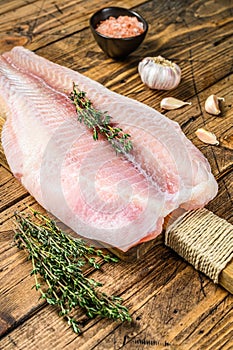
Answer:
[14,210,131,334]
[70,83,133,154]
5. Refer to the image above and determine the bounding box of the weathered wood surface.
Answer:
[0,0,232,349]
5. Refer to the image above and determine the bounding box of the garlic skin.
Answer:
[195,128,219,145]
[204,94,225,115]
[160,97,192,110]
[138,56,181,90]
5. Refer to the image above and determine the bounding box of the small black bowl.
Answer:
[90,7,148,59]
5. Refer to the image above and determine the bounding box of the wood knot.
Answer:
[0,36,29,54]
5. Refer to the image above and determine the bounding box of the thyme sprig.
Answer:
[14,210,131,334]
[70,83,133,154]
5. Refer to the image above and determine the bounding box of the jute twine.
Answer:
[165,208,233,283]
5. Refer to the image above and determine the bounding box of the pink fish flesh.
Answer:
[0,47,218,251]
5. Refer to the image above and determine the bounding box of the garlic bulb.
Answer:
[204,94,225,115]
[195,128,219,145]
[138,56,181,90]
[160,97,192,110]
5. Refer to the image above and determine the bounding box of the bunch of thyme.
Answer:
[14,210,131,334]
[70,83,133,154]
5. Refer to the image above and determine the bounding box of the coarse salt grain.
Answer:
[96,16,144,38]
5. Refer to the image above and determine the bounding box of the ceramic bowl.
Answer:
[90,7,148,58]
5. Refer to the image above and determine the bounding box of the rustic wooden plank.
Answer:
[0,116,9,170]
[0,169,231,340]
[0,228,107,338]
[34,12,232,97]
[0,0,232,348]
[0,242,184,344]
[0,0,148,53]
[96,282,232,350]
[0,253,232,349]
[0,231,168,336]
[0,166,12,186]
[0,249,44,337]
[207,171,233,223]
[0,197,37,230]
[33,4,232,157]
[0,0,37,15]
[0,169,231,336]
[0,177,29,212]
[219,260,233,296]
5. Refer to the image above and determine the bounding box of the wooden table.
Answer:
[0,0,232,349]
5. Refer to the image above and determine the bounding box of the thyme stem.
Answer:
[69,83,133,154]
[14,210,131,334]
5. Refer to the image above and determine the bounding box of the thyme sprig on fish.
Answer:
[70,83,133,154]
[14,210,131,334]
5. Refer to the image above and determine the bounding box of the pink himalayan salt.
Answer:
[96,15,144,38]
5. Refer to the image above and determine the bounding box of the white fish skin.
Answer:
[0,47,218,250]
[0,55,164,251]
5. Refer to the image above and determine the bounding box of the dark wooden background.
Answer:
[0,0,232,349]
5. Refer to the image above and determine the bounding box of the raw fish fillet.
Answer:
[0,47,218,251]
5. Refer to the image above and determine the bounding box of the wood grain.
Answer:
[0,0,232,349]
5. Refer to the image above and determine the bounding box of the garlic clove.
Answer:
[195,128,219,145]
[138,56,181,90]
[160,97,192,110]
[204,94,225,115]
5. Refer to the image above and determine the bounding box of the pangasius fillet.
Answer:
[0,47,218,251]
